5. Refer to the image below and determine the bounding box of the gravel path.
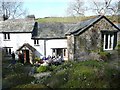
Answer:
[33,72,51,79]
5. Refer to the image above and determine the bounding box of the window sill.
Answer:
[103,49,113,50]
[34,44,40,46]
[4,39,11,41]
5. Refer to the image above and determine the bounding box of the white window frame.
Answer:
[103,34,114,50]
[52,48,67,57]
[4,33,10,40]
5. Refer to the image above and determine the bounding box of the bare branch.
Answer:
[91,0,119,15]
[67,0,85,16]
[0,1,27,20]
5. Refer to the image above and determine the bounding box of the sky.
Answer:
[23,1,69,18]
[7,0,119,18]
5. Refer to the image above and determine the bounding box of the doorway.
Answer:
[22,50,30,63]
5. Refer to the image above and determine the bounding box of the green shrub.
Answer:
[43,60,120,88]
[98,51,111,61]
[118,44,120,55]
[118,44,120,49]
[45,69,69,88]
[49,65,57,71]
[34,57,41,61]
[2,73,35,88]
[37,66,48,73]
[14,84,48,88]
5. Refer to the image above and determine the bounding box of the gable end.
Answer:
[74,16,120,36]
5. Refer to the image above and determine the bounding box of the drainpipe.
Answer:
[44,40,46,57]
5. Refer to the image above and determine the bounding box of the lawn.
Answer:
[36,15,119,23]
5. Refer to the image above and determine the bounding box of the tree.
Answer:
[67,0,86,16]
[117,1,120,15]
[67,0,119,16]
[91,0,119,15]
[0,1,27,20]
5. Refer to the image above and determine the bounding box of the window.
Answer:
[4,47,12,55]
[34,39,39,45]
[52,48,67,57]
[103,33,115,50]
[63,49,67,57]
[4,33,10,40]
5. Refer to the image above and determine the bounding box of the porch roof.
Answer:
[17,43,36,52]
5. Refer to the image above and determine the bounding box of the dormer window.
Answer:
[4,33,10,40]
[34,39,39,46]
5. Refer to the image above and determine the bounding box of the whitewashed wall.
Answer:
[46,39,67,57]
[0,33,68,59]
[1,33,33,51]
[34,40,44,58]
[0,33,45,58]
[0,33,3,47]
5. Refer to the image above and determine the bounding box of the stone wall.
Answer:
[68,18,119,61]
[67,35,75,61]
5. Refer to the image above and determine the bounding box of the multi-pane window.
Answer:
[4,33,10,40]
[34,39,39,45]
[52,48,67,57]
[103,33,115,50]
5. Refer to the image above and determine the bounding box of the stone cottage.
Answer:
[0,15,120,63]
[66,15,120,61]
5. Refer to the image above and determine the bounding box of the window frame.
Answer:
[52,48,67,57]
[3,47,12,55]
[101,31,117,51]
[34,39,39,46]
[4,33,10,40]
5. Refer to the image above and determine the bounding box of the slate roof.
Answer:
[115,23,120,29]
[66,15,120,35]
[34,15,105,38]
[17,43,36,52]
[0,18,35,32]
[1,15,119,38]
[33,15,120,39]
[33,22,75,39]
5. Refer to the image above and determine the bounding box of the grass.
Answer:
[36,16,98,23]
[36,15,120,23]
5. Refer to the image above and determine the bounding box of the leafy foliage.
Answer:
[3,58,120,89]
[14,84,48,88]
[42,60,120,88]
[2,60,34,89]
[36,66,48,73]
[98,51,111,61]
